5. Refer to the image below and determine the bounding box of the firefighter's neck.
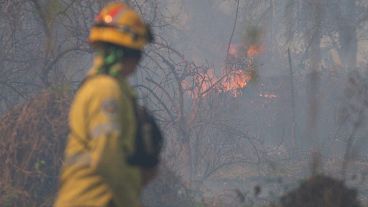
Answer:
[91,53,140,78]
[119,57,140,76]
[104,62,135,78]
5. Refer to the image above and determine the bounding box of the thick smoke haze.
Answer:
[1,0,368,206]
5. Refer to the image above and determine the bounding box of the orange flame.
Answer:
[182,43,262,98]
[221,69,251,91]
[247,45,263,58]
[228,44,239,57]
[182,69,252,98]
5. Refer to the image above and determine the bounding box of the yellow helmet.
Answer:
[89,2,153,50]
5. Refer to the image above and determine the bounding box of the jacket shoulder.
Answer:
[72,75,124,113]
[81,75,121,95]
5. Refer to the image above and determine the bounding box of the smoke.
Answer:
[2,0,368,205]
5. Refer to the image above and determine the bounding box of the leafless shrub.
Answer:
[0,89,71,206]
[339,69,368,178]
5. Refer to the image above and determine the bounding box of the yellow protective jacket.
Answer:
[54,70,141,207]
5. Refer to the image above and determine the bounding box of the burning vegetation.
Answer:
[182,43,260,98]
[2,0,368,206]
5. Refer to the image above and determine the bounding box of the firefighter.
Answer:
[54,2,155,207]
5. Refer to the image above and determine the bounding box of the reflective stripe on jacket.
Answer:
[54,74,141,207]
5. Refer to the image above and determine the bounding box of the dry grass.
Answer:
[0,89,365,207]
[0,90,71,207]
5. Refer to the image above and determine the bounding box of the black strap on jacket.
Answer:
[126,98,163,169]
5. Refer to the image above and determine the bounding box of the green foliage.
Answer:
[34,159,46,172]
[194,203,206,207]
[2,186,20,207]
[45,0,64,28]
[49,84,73,95]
